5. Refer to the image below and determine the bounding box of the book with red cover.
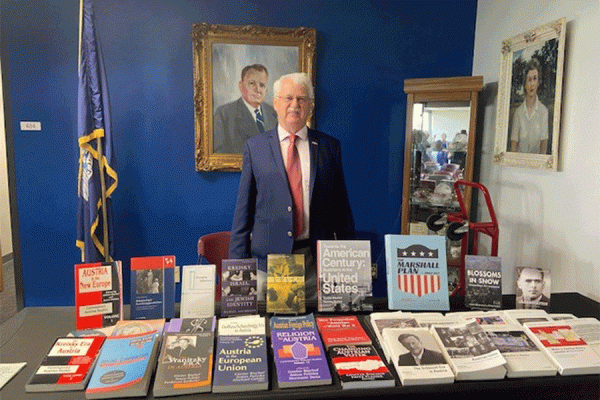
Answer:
[316,315,372,348]
[329,344,395,389]
[25,336,106,392]
[74,261,123,330]
[130,255,175,320]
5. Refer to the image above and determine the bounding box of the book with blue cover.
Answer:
[385,235,449,311]
[129,255,175,320]
[270,314,332,388]
[85,330,160,399]
[212,315,268,393]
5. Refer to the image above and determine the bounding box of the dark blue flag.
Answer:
[76,0,117,262]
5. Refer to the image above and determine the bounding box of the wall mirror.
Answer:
[401,76,483,287]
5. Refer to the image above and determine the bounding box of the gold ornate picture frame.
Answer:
[494,18,566,171]
[192,23,316,171]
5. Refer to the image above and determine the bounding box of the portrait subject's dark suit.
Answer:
[213,98,277,154]
[398,348,447,366]
[228,126,356,275]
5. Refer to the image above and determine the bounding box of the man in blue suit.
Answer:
[229,72,355,301]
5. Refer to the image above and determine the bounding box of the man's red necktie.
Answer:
[286,134,303,238]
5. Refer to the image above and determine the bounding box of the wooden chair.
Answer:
[197,231,231,301]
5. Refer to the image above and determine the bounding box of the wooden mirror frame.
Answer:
[401,76,483,235]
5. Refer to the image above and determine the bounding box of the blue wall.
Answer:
[2,0,477,306]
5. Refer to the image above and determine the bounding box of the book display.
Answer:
[221,258,258,317]
[316,240,373,312]
[74,261,123,330]
[130,255,176,320]
[25,337,105,392]
[180,264,216,318]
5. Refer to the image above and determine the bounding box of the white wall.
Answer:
[472,0,599,301]
[0,56,13,258]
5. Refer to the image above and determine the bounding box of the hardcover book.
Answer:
[152,331,215,397]
[315,315,371,348]
[430,320,507,380]
[266,254,305,314]
[25,337,105,392]
[221,258,258,317]
[316,240,373,312]
[384,235,449,311]
[524,319,600,375]
[270,314,332,388]
[464,255,502,310]
[515,267,551,310]
[212,315,269,393]
[74,261,123,330]
[180,264,216,318]
[381,327,454,386]
[328,344,395,389]
[130,255,175,320]
[85,330,160,399]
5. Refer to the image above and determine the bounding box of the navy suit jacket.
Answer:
[229,126,356,272]
[213,98,277,154]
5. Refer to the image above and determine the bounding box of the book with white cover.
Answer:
[368,312,419,364]
[449,310,513,326]
[523,319,600,375]
[502,309,551,326]
[180,264,216,318]
[430,320,507,380]
[382,327,454,386]
[481,324,558,378]
[413,313,465,329]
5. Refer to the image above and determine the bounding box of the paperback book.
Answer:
[430,320,507,380]
[74,261,123,330]
[85,330,160,399]
[315,315,371,348]
[381,327,454,386]
[212,315,269,393]
[384,235,449,311]
[152,331,215,397]
[270,314,332,388]
[166,317,216,334]
[111,319,166,336]
[266,254,305,314]
[328,344,395,389]
[316,240,373,312]
[464,255,502,310]
[515,267,551,310]
[524,319,600,375]
[221,258,258,317]
[130,255,175,320]
[481,324,558,378]
[180,264,216,318]
[25,337,105,392]
[368,312,419,363]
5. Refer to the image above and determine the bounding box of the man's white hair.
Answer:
[273,72,314,100]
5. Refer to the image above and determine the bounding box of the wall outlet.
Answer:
[20,121,42,131]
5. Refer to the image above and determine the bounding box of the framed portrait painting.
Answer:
[494,18,566,171]
[192,23,317,171]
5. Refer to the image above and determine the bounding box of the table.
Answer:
[1,293,599,399]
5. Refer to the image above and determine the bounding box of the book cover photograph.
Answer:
[221,258,258,317]
[317,240,373,312]
[25,337,105,392]
[270,314,332,388]
[130,255,176,320]
[74,261,123,330]
[266,254,305,314]
[315,315,371,348]
[328,344,395,389]
[166,317,216,334]
[152,332,215,397]
[212,316,268,393]
[381,327,454,386]
[515,267,551,310]
[180,264,216,318]
[85,330,160,399]
[465,255,502,310]
[385,235,449,311]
